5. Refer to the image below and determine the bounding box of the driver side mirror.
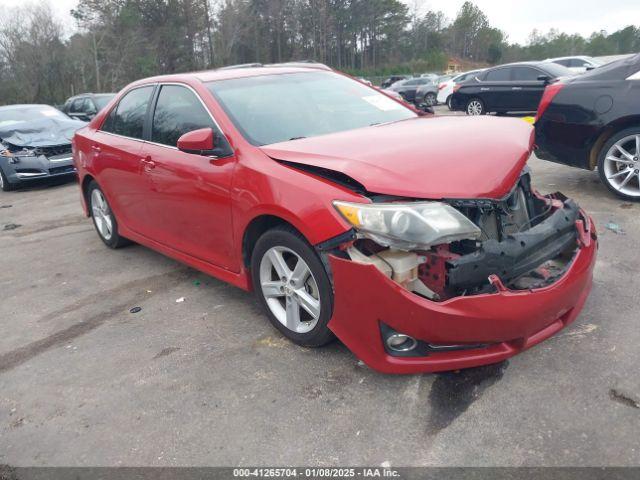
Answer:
[177,128,216,156]
[537,75,551,84]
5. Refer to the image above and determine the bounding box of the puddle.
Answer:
[427,361,508,432]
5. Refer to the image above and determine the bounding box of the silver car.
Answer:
[0,105,85,191]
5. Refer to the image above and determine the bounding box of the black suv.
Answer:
[62,93,116,121]
[450,62,573,115]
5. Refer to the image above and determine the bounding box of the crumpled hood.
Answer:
[0,117,86,148]
[261,116,534,199]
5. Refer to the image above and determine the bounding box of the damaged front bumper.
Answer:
[0,149,76,186]
[326,198,597,374]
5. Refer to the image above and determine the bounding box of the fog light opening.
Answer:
[386,333,418,352]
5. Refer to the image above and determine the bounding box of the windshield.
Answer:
[541,62,575,78]
[0,106,67,128]
[207,71,416,146]
[94,95,115,110]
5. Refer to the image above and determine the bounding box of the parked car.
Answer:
[381,74,410,88]
[0,105,85,191]
[356,77,373,86]
[437,69,484,109]
[385,77,433,104]
[535,53,640,200]
[63,93,116,121]
[73,65,596,374]
[543,56,602,74]
[415,74,454,107]
[451,62,574,115]
[420,73,439,81]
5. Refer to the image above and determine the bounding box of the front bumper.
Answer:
[327,215,597,374]
[0,153,76,185]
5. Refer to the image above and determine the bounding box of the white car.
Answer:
[543,56,602,74]
[437,69,484,109]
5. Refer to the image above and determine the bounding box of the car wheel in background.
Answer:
[466,98,485,115]
[598,127,640,201]
[251,225,335,348]
[424,92,436,107]
[88,180,131,248]
[446,95,453,110]
[0,168,16,192]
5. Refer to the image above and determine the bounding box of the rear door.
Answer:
[511,66,547,111]
[140,83,236,269]
[479,67,513,110]
[91,85,155,235]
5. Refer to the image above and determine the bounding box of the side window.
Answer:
[484,68,511,81]
[570,59,588,67]
[70,98,84,113]
[101,86,154,139]
[151,85,230,155]
[512,67,541,81]
[555,59,571,67]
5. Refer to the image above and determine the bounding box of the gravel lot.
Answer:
[1,107,639,467]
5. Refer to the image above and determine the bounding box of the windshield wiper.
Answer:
[289,136,306,141]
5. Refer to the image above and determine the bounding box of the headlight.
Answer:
[333,200,481,250]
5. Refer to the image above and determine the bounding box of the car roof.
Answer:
[544,56,592,61]
[487,61,550,69]
[0,104,53,111]
[128,64,333,87]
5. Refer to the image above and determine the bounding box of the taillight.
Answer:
[535,82,564,122]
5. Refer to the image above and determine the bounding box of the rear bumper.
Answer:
[327,216,597,374]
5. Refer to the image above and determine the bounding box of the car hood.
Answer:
[0,117,86,148]
[261,116,534,199]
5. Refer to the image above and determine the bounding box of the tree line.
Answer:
[1,0,639,105]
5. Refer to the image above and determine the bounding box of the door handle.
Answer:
[512,87,523,90]
[480,87,490,91]
[140,156,155,170]
[91,145,101,152]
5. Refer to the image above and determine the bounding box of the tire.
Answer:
[597,126,640,201]
[446,95,453,110]
[87,180,130,248]
[425,92,436,107]
[466,98,486,115]
[251,225,335,347]
[0,167,16,192]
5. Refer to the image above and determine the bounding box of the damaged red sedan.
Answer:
[72,64,597,374]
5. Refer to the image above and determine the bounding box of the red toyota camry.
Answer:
[72,64,597,374]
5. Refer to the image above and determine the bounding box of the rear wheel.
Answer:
[466,98,485,115]
[251,226,334,347]
[424,92,436,107]
[597,127,640,201]
[446,95,453,110]
[88,181,130,248]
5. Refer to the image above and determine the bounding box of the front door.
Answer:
[140,84,237,270]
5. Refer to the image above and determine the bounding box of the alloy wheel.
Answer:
[602,134,640,198]
[425,93,436,106]
[91,189,114,240]
[259,246,321,334]
[467,99,483,115]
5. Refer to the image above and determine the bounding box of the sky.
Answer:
[2,0,640,45]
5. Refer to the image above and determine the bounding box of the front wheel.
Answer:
[0,168,16,191]
[466,98,485,115]
[597,127,640,200]
[251,226,334,347]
